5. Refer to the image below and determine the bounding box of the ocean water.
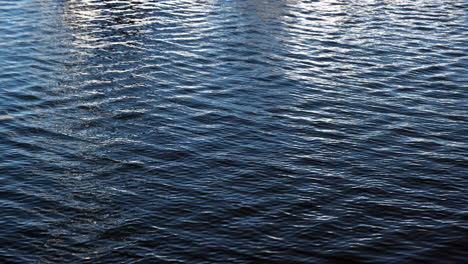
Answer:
[0,0,467,263]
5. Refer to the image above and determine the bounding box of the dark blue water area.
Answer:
[0,0,467,263]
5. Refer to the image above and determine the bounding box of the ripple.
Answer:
[0,0,467,263]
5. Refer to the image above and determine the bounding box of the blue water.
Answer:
[0,0,467,263]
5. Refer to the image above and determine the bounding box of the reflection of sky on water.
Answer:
[25,0,468,176]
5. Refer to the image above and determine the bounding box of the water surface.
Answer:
[0,0,467,263]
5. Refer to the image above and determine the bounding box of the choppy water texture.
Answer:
[1,0,467,263]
